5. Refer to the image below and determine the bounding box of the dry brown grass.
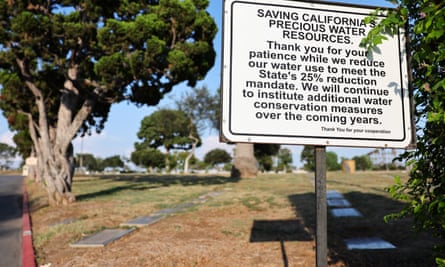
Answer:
[28,171,437,267]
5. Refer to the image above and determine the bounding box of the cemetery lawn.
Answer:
[28,171,438,266]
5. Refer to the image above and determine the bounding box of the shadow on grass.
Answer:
[285,191,437,267]
[75,174,239,202]
[250,219,313,242]
[249,219,313,267]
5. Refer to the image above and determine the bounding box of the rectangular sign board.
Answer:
[221,0,413,148]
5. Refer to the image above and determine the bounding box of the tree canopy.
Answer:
[131,147,166,171]
[204,148,232,167]
[136,109,199,151]
[362,0,445,261]
[300,146,315,171]
[175,86,219,173]
[326,151,341,171]
[135,108,200,171]
[0,0,216,205]
[352,155,373,171]
[254,144,280,172]
[0,142,17,170]
[276,148,293,172]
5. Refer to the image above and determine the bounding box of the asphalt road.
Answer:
[0,175,23,267]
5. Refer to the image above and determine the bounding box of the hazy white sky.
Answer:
[0,0,396,167]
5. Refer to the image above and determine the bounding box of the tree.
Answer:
[76,153,100,172]
[204,148,231,168]
[361,0,445,260]
[207,88,258,178]
[101,155,124,170]
[0,142,17,170]
[254,144,280,172]
[301,146,315,171]
[135,109,200,171]
[0,0,216,205]
[130,147,165,172]
[352,155,373,171]
[326,151,341,171]
[276,148,293,172]
[173,151,198,172]
[231,143,258,178]
[176,86,219,173]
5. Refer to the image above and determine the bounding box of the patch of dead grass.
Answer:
[28,171,437,266]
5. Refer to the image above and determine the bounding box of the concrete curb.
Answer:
[22,181,36,267]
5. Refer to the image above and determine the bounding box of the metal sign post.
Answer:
[315,146,327,267]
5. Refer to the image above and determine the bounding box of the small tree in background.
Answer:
[276,148,293,172]
[0,142,17,170]
[176,86,219,173]
[204,148,232,170]
[301,146,315,171]
[76,153,100,173]
[254,144,280,172]
[326,151,341,171]
[131,147,165,173]
[101,155,124,171]
[135,109,200,172]
[352,155,373,171]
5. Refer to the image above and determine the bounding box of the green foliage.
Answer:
[131,147,166,170]
[175,86,219,172]
[204,148,232,167]
[76,153,100,172]
[0,142,17,169]
[0,0,216,162]
[362,0,445,260]
[136,109,200,152]
[135,108,200,171]
[172,151,198,170]
[254,144,280,172]
[101,155,124,169]
[301,146,315,171]
[352,155,373,171]
[176,86,219,133]
[326,151,341,171]
[276,148,293,172]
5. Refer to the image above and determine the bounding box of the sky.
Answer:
[0,0,397,168]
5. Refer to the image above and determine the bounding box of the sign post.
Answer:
[315,146,327,267]
[221,0,412,266]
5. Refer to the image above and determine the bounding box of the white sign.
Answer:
[221,0,413,148]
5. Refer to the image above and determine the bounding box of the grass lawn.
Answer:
[28,171,438,266]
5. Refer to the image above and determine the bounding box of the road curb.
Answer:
[22,181,36,267]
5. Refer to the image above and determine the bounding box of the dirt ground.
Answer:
[28,173,438,267]
[31,200,318,266]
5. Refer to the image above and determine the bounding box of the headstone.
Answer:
[330,208,362,217]
[326,190,344,200]
[70,228,135,248]
[344,237,396,250]
[327,198,351,207]
[120,215,164,227]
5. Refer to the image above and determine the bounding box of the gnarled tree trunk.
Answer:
[231,143,258,178]
[23,64,93,206]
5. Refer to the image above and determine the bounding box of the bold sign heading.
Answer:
[221,0,413,148]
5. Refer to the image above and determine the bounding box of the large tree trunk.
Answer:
[231,143,258,178]
[35,141,76,206]
[21,61,93,206]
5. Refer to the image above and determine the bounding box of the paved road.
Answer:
[0,175,23,267]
